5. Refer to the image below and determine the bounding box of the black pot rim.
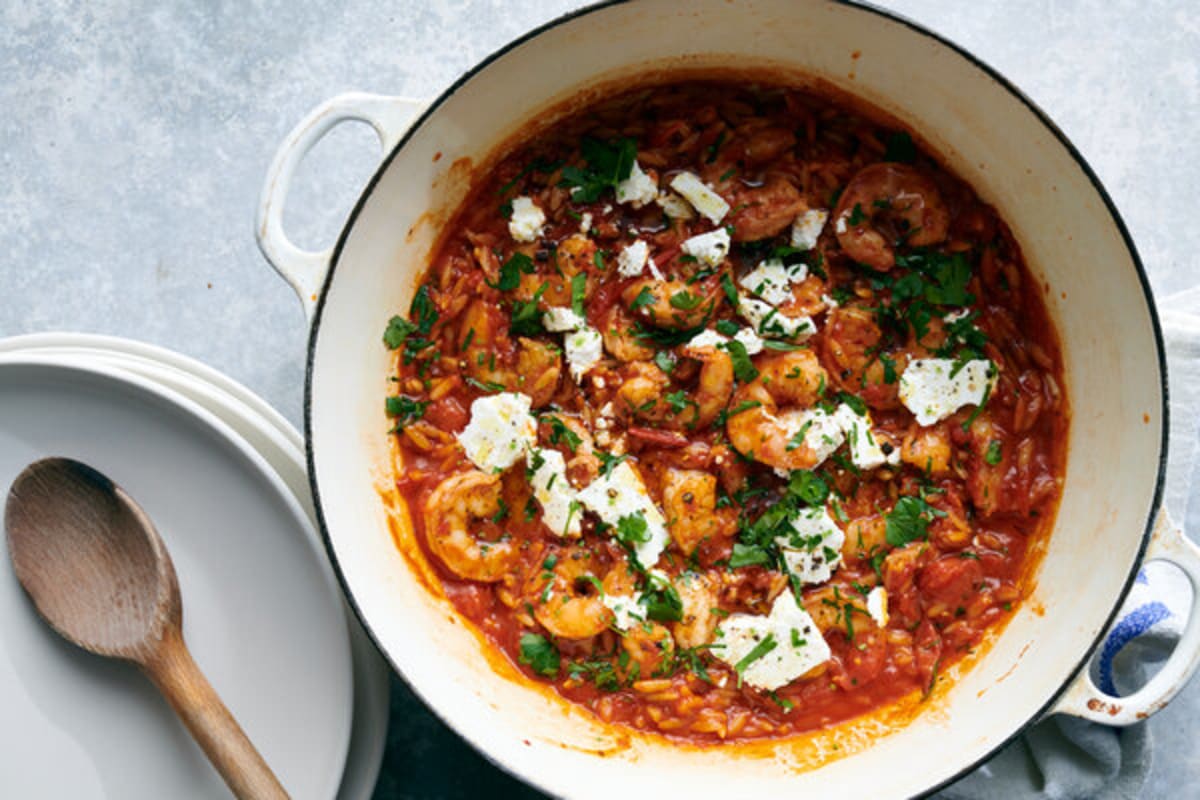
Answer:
[299,2,1169,797]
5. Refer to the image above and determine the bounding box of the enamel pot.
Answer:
[255,1,1200,797]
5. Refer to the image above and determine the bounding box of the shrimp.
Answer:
[512,234,596,309]
[622,278,715,331]
[423,471,518,582]
[823,306,906,410]
[672,571,721,649]
[726,176,806,242]
[599,304,655,363]
[833,163,949,271]
[615,360,672,423]
[533,547,612,639]
[662,469,736,556]
[459,299,562,407]
[622,621,674,678]
[901,422,952,475]
[725,349,829,471]
[677,341,734,429]
[538,412,600,488]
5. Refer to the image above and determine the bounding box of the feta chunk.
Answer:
[529,448,581,537]
[617,239,651,278]
[899,358,996,426]
[732,327,766,356]
[456,392,537,472]
[669,171,731,224]
[508,196,545,243]
[835,211,849,235]
[840,405,901,470]
[775,406,847,468]
[578,212,593,235]
[776,506,844,585]
[564,326,604,381]
[542,306,586,333]
[790,208,829,251]
[603,592,647,631]
[739,259,806,306]
[686,326,765,356]
[686,328,728,350]
[577,461,670,569]
[737,295,815,340]
[867,586,889,628]
[680,228,731,268]
[713,589,831,691]
[616,161,658,208]
[656,191,696,220]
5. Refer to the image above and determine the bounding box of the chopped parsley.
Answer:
[885,495,945,547]
[494,252,535,291]
[570,272,588,317]
[614,513,650,546]
[519,633,560,677]
[733,634,778,686]
[559,137,637,203]
[985,439,1003,465]
[385,395,428,431]
[724,339,759,383]
[509,283,548,336]
[629,286,656,312]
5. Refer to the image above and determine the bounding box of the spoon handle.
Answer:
[142,627,290,799]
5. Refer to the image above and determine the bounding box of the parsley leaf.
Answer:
[641,576,683,623]
[615,513,650,546]
[885,495,944,546]
[519,633,560,677]
[985,439,1003,465]
[596,451,628,479]
[510,283,548,336]
[570,272,588,317]
[884,131,918,163]
[495,252,535,291]
[560,137,637,203]
[629,286,656,312]
[729,542,772,569]
[733,634,778,686]
[385,395,428,431]
[787,469,830,506]
[724,339,759,383]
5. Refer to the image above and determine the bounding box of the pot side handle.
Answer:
[1051,509,1200,725]
[255,92,427,321]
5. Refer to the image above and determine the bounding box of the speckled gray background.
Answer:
[2,1,1197,798]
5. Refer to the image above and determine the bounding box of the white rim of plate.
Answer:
[0,334,388,800]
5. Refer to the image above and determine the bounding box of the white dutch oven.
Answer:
[255,1,1200,796]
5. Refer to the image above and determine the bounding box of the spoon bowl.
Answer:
[5,457,288,800]
[6,458,176,660]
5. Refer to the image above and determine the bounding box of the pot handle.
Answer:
[1050,509,1200,725]
[255,92,427,321]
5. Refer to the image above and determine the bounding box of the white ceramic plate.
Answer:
[0,333,390,800]
[0,358,353,798]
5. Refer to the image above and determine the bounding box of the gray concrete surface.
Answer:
[2,1,1197,797]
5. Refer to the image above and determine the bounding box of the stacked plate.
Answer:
[0,333,388,798]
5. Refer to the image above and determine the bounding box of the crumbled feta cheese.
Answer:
[945,308,971,324]
[776,406,847,469]
[577,461,670,569]
[578,212,593,235]
[737,295,815,340]
[686,326,765,357]
[790,208,829,251]
[680,228,731,268]
[542,306,586,333]
[669,172,730,224]
[564,327,604,381]
[739,259,804,306]
[656,191,696,220]
[776,506,845,585]
[732,327,766,356]
[839,405,901,470]
[456,392,537,472]
[617,240,651,278]
[686,328,727,350]
[713,589,831,691]
[834,212,849,235]
[528,448,581,537]
[508,196,545,243]
[867,586,889,628]
[603,592,647,631]
[616,161,658,208]
[899,358,996,426]
[821,293,839,310]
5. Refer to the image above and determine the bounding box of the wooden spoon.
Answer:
[5,457,289,799]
